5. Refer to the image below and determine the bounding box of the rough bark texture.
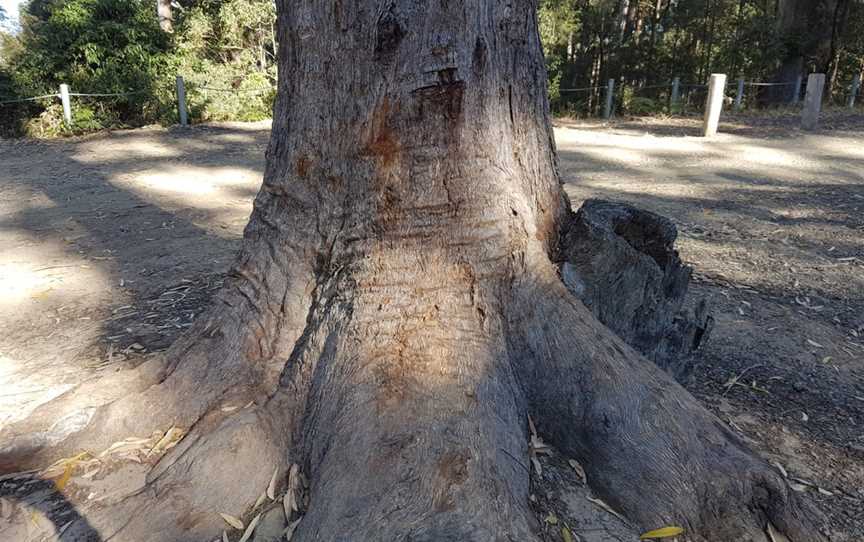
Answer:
[0,1,824,541]
[558,199,713,379]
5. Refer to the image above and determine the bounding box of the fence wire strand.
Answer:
[0,93,59,106]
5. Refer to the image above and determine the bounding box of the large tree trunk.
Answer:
[0,1,823,541]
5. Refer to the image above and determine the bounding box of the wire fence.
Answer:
[1,72,861,130]
[554,73,862,120]
[0,75,275,131]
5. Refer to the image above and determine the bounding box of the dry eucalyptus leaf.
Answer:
[283,518,302,541]
[586,496,628,524]
[766,521,791,542]
[527,414,538,438]
[254,492,267,510]
[568,459,587,484]
[219,513,244,530]
[639,525,684,539]
[222,531,229,542]
[149,426,184,456]
[267,467,280,500]
[237,513,261,542]
[282,490,295,520]
[770,461,788,479]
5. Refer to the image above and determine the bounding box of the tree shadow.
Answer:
[0,475,101,541]
[0,123,270,471]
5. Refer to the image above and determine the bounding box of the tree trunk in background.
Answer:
[157,0,172,33]
[0,1,825,541]
[826,0,851,97]
[771,0,840,103]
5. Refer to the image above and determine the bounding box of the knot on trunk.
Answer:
[558,199,713,380]
[374,8,404,62]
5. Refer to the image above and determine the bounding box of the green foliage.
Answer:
[540,0,864,118]
[1,0,862,135]
[623,96,662,116]
[174,0,276,122]
[0,0,276,136]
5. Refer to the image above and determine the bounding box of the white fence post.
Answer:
[59,84,72,126]
[801,73,826,131]
[734,78,745,111]
[671,77,681,107]
[603,79,615,120]
[849,73,861,108]
[702,73,726,137]
[176,75,188,127]
[792,75,803,104]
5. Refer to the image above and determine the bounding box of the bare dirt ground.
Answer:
[0,112,862,541]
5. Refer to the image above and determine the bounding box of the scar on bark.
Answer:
[374,8,404,62]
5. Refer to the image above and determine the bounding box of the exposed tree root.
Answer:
[1,213,828,542]
[510,251,825,542]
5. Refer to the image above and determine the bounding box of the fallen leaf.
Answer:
[148,426,184,457]
[527,414,538,438]
[806,339,823,348]
[55,463,74,491]
[31,288,54,300]
[568,459,587,484]
[222,531,229,542]
[237,513,261,542]
[57,521,73,536]
[640,525,685,539]
[586,496,629,524]
[770,461,788,479]
[544,512,558,525]
[283,491,294,520]
[99,437,153,459]
[766,521,791,542]
[267,467,280,500]
[254,492,267,510]
[219,513,244,530]
[818,487,834,496]
[282,463,303,519]
[283,518,302,541]
[561,526,574,542]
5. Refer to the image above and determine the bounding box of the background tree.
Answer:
[539,0,864,114]
[0,1,823,541]
[157,0,172,32]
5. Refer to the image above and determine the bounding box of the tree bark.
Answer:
[157,0,172,33]
[0,1,824,541]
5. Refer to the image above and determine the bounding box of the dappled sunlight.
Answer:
[129,166,258,196]
[0,238,112,312]
[722,143,815,169]
[555,127,707,154]
[554,127,855,179]
[105,165,261,235]
[74,137,182,163]
[806,136,864,162]
[0,234,116,427]
[555,123,864,311]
